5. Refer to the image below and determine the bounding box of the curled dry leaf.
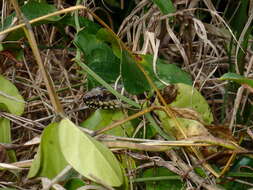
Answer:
[165,118,211,140]
[171,107,205,123]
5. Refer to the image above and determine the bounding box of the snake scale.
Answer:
[83,85,177,109]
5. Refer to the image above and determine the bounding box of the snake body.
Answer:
[83,85,177,109]
[83,86,124,109]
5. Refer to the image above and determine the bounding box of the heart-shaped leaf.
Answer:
[170,83,213,124]
[28,123,68,179]
[58,118,123,187]
[0,75,25,116]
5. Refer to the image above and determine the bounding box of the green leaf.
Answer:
[28,123,68,179]
[220,72,253,88]
[81,109,134,136]
[64,178,86,190]
[74,30,104,55]
[57,15,100,34]
[171,83,213,124]
[87,48,120,83]
[227,172,253,178]
[58,118,123,187]
[21,1,60,21]
[1,1,60,32]
[0,118,16,162]
[155,83,213,138]
[140,54,192,88]
[139,167,183,190]
[74,29,120,84]
[27,145,41,178]
[152,0,176,14]
[0,118,11,143]
[75,59,140,108]
[0,1,60,53]
[226,1,250,74]
[121,51,150,94]
[1,1,60,52]
[221,156,253,189]
[0,44,3,51]
[96,28,121,58]
[0,75,25,116]
[230,1,249,34]
[194,167,207,178]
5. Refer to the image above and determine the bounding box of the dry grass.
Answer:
[0,0,253,189]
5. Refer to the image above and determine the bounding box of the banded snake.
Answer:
[83,85,177,109]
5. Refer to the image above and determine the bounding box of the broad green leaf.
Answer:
[81,109,134,136]
[75,59,140,108]
[87,48,120,83]
[0,1,61,41]
[74,29,120,85]
[57,15,100,34]
[96,28,121,58]
[140,167,183,190]
[74,30,105,56]
[152,0,176,14]
[170,83,213,124]
[0,75,25,116]
[64,178,86,190]
[28,123,68,179]
[139,54,192,88]
[0,1,60,55]
[155,83,213,138]
[1,1,60,32]
[121,51,150,94]
[220,72,253,88]
[1,1,60,53]
[21,1,60,21]
[58,118,123,187]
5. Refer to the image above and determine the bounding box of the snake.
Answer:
[83,85,177,109]
[83,85,126,109]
